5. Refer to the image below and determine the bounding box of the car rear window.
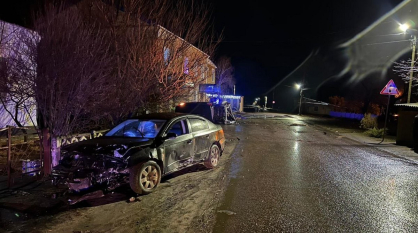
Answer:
[175,103,213,121]
[189,118,209,132]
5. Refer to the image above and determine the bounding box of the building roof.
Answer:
[303,97,340,108]
[157,25,216,68]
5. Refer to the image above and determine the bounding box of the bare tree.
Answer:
[19,0,218,171]
[2,0,219,129]
[90,0,219,119]
[215,56,235,95]
[0,21,37,129]
[33,2,115,137]
[29,2,117,168]
[393,59,418,95]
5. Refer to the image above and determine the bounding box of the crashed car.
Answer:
[53,113,225,195]
[175,102,236,124]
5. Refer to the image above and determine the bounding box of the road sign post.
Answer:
[379,79,400,143]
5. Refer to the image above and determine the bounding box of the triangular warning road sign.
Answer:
[380,79,400,96]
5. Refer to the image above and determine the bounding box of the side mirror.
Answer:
[164,132,177,139]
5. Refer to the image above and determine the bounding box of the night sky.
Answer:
[0,0,407,109]
[211,0,404,105]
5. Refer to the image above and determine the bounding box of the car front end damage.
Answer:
[52,150,130,193]
[51,137,157,194]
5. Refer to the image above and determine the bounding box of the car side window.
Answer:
[189,118,209,132]
[167,120,189,136]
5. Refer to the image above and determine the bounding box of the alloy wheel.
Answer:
[141,165,159,189]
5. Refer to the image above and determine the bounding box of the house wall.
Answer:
[305,105,331,115]
[157,26,216,106]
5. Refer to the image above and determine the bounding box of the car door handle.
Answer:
[187,139,193,144]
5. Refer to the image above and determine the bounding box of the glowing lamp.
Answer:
[400,23,409,32]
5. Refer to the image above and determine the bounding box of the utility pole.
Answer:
[264,96,267,110]
[408,35,416,103]
[298,88,303,115]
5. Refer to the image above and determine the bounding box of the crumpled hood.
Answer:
[61,137,154,157]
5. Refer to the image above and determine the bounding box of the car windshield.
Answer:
[105,119,166,138]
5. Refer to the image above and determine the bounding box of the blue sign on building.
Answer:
[199,84,219,94]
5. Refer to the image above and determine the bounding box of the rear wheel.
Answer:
[204,144,220,169]
[129,161,161,194]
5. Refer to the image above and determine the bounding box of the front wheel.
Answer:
[204,144,220,169]
[129,161,161,194]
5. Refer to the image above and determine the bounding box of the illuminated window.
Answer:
[163,47,170,64]
[201,66,206,80]
[184,57,189,74]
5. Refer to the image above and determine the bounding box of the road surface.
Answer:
[213,114,418,232]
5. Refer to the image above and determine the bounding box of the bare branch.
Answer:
[215,56,235,95]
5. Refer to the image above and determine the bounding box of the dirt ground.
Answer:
[0,131,239,233]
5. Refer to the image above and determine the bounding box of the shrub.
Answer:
[364,127,384,138]
[360,113,377,129]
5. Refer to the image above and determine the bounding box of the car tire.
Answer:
[129,161,161,194]
[204,144,220,169]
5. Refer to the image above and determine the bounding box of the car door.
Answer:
[188,117,211,161]
[162,118,194,173]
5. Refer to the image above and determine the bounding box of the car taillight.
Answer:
[217,129,224,140]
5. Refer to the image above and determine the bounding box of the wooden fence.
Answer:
[0,126,108,188]
[58,129,108,148]
[0,126,40,188]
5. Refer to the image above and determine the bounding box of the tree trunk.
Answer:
[42,128,51,176]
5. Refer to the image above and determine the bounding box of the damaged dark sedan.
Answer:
[53,113,225,195]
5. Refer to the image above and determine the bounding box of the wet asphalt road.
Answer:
[213,115,418,232]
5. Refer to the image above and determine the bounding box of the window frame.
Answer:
[165,119,190,137]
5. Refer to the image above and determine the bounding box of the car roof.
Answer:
[133,112,204,120]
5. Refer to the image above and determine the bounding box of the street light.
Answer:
[400,23,409,32]
[295,83,310,115]
[400,23,416,103]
